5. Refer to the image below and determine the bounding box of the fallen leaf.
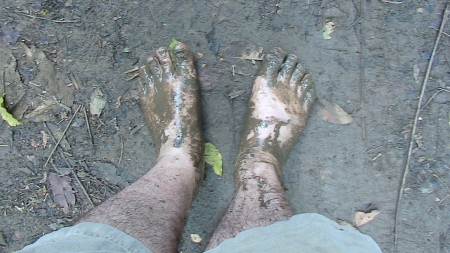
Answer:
[40,131,48,148]
[355,210,380,227]
[90,88,107,116]
[205,142,223,176]
[0,93,22,126]
[413,64,420,82]
[24,98,59,122]
[190,233,202,244]
[48,172,76,214]
[323,21,336,40]
[318,99,353,124]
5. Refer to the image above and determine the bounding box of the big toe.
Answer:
[257,47,287,85]
[171,43,197,77]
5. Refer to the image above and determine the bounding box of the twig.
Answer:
[70,169,94,208]
[433,173,450,195]
[355,0,367,140]
[83,105,94,145]
[44,104,82,167]
[393,5,449,252]
[380,0,402,4]
[117,134,124,167]
[44,122,94,208]
[124,67,139,74]
[125,67,140,81]
[421,88,449,109]
[15,11,80,23]
[430,27,450,38]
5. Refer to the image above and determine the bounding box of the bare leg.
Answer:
[78,44,204,253]
[207,48,316,249]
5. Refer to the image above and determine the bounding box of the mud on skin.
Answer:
[235,47,316,182]
[137,44,205,174]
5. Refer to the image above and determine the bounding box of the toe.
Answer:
[156,47,174,77]
[172,43,197,78]
[138,65,153,97]
[290,61,307,87]
[147,56,162,82]
[277,54,298,84]
[303,87,317,113]
[296,74,314,99]
[257,47,287,85]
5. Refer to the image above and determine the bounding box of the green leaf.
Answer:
[168,38,182,65]
[0,94,22,126]
[205,142,223,176]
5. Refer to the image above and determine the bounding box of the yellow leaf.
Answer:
[205,142,223,176]
[0,94,22,126]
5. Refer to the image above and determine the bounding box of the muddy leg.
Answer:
[206,48,316,249]
[78,43,204,253]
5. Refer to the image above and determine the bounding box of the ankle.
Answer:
[234,149,283,182]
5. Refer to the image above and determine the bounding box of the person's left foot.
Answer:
[137,43,204,169]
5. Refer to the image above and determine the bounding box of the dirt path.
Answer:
[1,1,449,252]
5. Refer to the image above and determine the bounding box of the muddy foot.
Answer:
[237,47,316,168]
[137,43,204,168]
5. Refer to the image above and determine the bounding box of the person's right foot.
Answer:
[137,43,204,170]
[237,47,316,170]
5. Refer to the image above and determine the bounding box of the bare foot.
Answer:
[237,47,316,173]
[79,44,205,253]
[207,47,316,249]
[137,43,204,173]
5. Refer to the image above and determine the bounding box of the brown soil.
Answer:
[1,1,449,252]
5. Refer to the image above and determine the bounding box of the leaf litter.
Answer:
[48,172,76,214]
[318,99,353,125]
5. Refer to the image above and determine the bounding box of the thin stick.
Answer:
[421,88,448,109]
[83,105,94,145]
[15,12,79,23]
[393,5,449,252]
[44,104,82,167]
[44,122,95,208]
[433,173,450,195]
[356,0,367,140]
[117,134,124,167]
[380,0,402,4]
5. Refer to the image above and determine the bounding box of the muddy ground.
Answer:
[0,0,449,252]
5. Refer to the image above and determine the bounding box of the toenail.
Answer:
[158,48,167,56]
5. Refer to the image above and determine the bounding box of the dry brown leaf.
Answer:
[48,172,76,214]
[318,99,354,124]
[355,210,380,227]
[40,130,48,148]
[190,233,202,244]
